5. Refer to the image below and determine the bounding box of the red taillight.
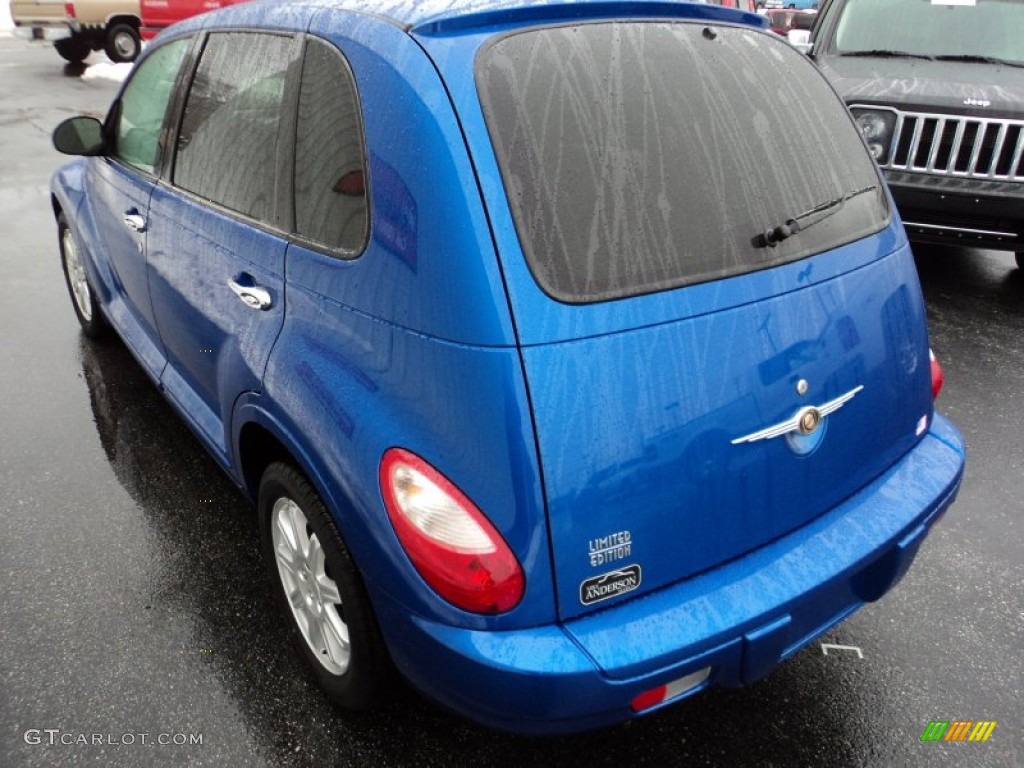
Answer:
[64,2,76,18]
[930,348,944,400]
[379,448,524,614]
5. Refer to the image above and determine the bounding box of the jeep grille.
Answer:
[886,111,1024,182]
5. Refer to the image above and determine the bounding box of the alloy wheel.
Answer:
[62,228,92,322]
[271,496,350,675]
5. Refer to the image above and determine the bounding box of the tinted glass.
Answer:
[294,38,368,253]
[477,22,887,303]
[115,38,190,173]
[793,13,816,31]
[833,0,1023,64]
[175,33,297,222]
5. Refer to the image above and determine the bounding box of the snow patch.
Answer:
[1,3,15,34]
[82,61,133,83]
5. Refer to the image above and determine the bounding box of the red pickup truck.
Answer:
[140,0,246,39]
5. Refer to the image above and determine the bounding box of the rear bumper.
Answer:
[12,23,72,41]
[885,170,1024,253]
[373,413,965,734]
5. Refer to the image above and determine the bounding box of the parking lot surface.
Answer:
[1,38,1021,767]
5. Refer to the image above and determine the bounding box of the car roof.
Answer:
[265,0,764,35]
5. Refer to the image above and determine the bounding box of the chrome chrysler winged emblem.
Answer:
[731,385,864,445]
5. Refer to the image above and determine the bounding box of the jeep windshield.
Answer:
[476,21,887,304]
[833,0,1024,67]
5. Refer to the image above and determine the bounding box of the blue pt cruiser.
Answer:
[50,0,965,734]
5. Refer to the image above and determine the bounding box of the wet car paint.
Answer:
[1,36,1021,766]
[49,1,965,730]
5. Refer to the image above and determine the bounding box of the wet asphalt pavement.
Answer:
[1,37,1022,768]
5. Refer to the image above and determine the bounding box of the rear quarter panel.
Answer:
[251,11,555,629]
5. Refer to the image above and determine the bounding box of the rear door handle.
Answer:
[228,279,273,310]
[123,212,146,232]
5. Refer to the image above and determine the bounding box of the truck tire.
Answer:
[54,36,90,63]
[105,23,141,63]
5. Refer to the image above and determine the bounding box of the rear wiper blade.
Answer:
[933,54,1024,68]
[753,185,878,249]
[841,50,934,60]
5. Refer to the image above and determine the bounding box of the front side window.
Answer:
[477,22,888,303]
[293,38,368,254]
[174,32,298,223]
[114,37,191,174]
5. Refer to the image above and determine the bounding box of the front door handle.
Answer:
[228,279,273,310]
[123,212,146,232]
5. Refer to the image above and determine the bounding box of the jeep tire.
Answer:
[105,23,141,63]
[54,35,90,63]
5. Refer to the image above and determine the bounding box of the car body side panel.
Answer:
[86,158,167,358]
[52,160,169,381]
[147,188,289,464]
[261,274,554,628]
[142,19,311,464]
[52,162,107,304]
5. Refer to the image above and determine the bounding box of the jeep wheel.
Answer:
[54,36,90,64]
[105,23,141,63]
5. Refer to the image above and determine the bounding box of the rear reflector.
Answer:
[380,448,524,614]
[630,667,712,712]
[929,348,944,400]
[64,3,75,17]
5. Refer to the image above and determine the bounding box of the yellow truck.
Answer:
[9,0,142,62]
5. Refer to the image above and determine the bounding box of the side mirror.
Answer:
[53,116,105,156]
[787,29,813,55]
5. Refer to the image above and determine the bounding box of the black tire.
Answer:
[58,212,108,339]
[258,462,392,709]
[104,23,141,63]
[54,36,90,63]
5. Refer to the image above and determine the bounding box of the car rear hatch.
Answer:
[460,17,935,621]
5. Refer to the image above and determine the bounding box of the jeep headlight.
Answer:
[851,108,897,164]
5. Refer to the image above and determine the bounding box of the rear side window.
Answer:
[293,38,368,254]
[174,32,297,223]
[477,22,887,303]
